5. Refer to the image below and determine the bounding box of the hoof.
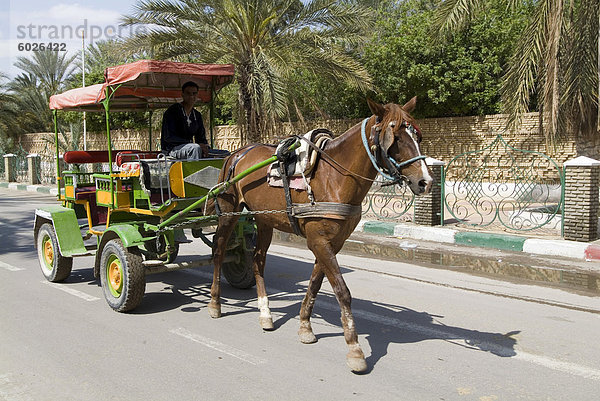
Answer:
[207,303,221,319]
[298,329,317,344]
[347,357,368,373]
[259,316,274,331]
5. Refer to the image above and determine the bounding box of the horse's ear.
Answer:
[367,98,386,119]
[402,96,417,113]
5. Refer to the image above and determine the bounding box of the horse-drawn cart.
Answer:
[36,59,435,372]
[34,60,258,312]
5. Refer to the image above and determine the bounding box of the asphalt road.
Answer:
[1,188,600,400]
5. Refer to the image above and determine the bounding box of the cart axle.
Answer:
[144,254,238,275]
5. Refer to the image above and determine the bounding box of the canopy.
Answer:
[49,60,235,112]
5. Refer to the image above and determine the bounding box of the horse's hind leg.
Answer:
[298,262,324,344]
[208,214,239,318]
[253,222,274,330]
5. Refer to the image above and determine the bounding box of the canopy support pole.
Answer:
[148,110,154,151]
[209,77,215,148]
[102,85,121,208]
[53,109,60,197]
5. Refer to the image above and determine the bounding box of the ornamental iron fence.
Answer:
[361,175,414,222]
[442,134,564,233]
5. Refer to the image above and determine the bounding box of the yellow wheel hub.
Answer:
[43,238,54,269]
[107,258,123,296]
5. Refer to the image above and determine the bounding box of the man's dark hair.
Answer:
[182,81,199,91]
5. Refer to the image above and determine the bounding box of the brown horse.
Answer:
[208,98,433,373]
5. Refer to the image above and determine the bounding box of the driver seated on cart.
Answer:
[161,81,210,159]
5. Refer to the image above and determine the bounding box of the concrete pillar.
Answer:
[27,154,41,185]
[563,156,600,242]
[4,154,16,182]
[414,158,445,226]
[57,155,68,175]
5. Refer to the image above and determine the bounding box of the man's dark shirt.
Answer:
[161,103,207,152]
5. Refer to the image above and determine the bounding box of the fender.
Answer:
[93,224,146,278]
[34,206,88,257]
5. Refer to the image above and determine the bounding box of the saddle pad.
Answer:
[267,128,333,189]
[266,164,309,190]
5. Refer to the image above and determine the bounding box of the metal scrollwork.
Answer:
[362,175,415,221]
[444,134,563,232]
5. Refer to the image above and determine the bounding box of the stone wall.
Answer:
[14,112,596,166]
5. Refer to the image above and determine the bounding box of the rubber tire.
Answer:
[222,233,256,289]
[99,238,145,312]
[36,223,73,282]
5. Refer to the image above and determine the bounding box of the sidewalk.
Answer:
[355,220,600,263]
[3,180,600,264]
[0,182,59,196]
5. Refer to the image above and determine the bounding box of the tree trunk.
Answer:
[238,63,262,145]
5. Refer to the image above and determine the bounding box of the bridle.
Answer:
[360,117,427,186]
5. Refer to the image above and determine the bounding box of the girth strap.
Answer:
[291,202,362,220]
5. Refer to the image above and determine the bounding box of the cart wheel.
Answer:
[99,238,145,312]
[36,223,73,282]
[222,233,256,289]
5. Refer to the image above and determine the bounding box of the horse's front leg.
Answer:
[209,215,239,318]
[298,261,324,344]
[308,240,367,373]
[253,223,274,330]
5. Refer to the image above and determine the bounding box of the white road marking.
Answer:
[0,261,24,271]
[41,281,100,301]
[170,327,266,365]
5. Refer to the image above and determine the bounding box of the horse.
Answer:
[207,97,433,373]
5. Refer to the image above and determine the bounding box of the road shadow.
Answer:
[0,192,49,258]
[135,252,519,373]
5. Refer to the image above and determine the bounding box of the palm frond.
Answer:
[431,0,483,39]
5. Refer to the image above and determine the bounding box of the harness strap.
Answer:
[276,138,303,236]
[291,202,362,220]
[360,118,427,184]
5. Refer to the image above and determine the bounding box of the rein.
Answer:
[360,118,427,186]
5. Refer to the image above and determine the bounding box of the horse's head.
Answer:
[366,97,433,195]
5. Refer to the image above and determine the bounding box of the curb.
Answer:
[1,182,59,196]
[360,221,600,262]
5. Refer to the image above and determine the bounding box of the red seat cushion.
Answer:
[63,150,113,164]
[115,151,162,166]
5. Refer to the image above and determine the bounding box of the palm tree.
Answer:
[14,50,77,98]
[9,51,78,133]
[0,74,20,139]
[432,0,599,145]
[121,0,373,143]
